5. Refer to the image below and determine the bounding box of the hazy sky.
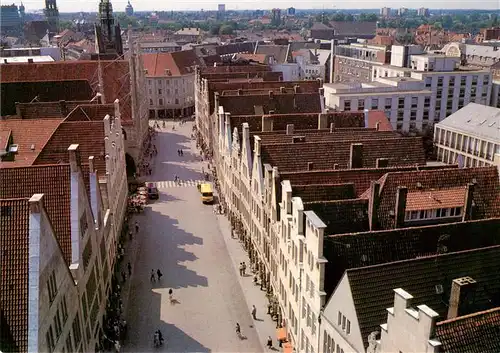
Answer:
[5,0,500,13]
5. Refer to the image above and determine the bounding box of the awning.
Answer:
[276,328,287,341]
[283,342,293,353]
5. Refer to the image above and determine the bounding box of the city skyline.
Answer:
[5,0,500,13]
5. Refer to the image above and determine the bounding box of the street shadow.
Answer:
[125,290,211,353]
[155,193,180,203]
[145,209,208,290]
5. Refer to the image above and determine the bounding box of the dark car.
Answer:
[147,183,159,200]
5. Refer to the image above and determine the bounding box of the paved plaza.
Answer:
[122,121,277,352]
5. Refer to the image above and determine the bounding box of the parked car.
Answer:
[147,183,159,200]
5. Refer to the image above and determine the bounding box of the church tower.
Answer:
[19,2,26,25]
[94,0,123,58]
[44,0,59,32]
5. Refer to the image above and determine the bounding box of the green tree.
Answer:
[210,24,221,35]
[219,25,234,35]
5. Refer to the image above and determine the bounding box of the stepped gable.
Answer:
[347,245,500,349]
[261,137,425,173]
[375,166,500,229]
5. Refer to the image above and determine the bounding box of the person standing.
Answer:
[127,262,132,276]
[252,305,257,320]
[267,336,273,349]
[135,221,139,234]
[150,269,156,283]
[242,262,247,276]
[157,269,163,281]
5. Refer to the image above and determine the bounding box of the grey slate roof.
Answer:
[436,103,500,142]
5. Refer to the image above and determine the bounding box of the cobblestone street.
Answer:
[122,121,276,352]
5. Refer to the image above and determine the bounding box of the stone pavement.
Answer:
[215,208,281,350]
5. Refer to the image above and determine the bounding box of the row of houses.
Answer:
[194,63,500,353]
[0,39,149,351]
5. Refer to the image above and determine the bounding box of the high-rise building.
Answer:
[380,7,391,18]
[125,0,134,16]
[417,7,430,17]
[44,0,59,32]
[95,0,123,57]
[287,7,296,16]
[271,8,281,26]
[217,4,225,20]
[19,2,25,24]
[0,4,21,32]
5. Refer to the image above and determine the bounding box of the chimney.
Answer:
[3,59,7,64]
[368,181,381,230]
[462,183,475,221]
[280,86,286,93]
[364,109,369,128]
[394,186,408,228]
[237,88,243,95]
[333,163,339,170]
[268,110,275,115]
[29,193,44,214]
[286,124,294,135]
[294,85,300,93]
[27,58,34,63]
[318,113,328,129]
[376,158,389,168]
[254,136,261,157]
[375,121,381,131]
[329,123,335,133]
[292,136,305,143]
[307,162,314,171]
[319,87,325,96]
[262,115,273,132]
[68,144,81,172]
[59,100,68,116]
[269,91,274,99]
[447,276,477,320]
[349,143,363,169]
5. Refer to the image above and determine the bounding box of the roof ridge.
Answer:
[32,119,65,165]
[304,198,365,205]
[436,306,500,325]
[347,244,500,273]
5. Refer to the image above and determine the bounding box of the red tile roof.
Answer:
[202,64,270,74]
[0,198,30,353]
[34,121,107,176]
[235,53,269,64]
[142,50,202,77]
[292,183,356,203]
[366,111,393,131]
[0,60,132,121]
[0,118,63,167]
[375,166,500,229]
[65,103,115,122]
[261,137,425,173]
[406,187,467,211]
[256,130,397,145]
[0,165,73,264]
[435,306,500,352]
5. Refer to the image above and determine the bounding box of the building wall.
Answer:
[334,56,383,84]
[272,63,300,81]
[434,123,500,168]
[491,81,500,108]
[146,73,196,118]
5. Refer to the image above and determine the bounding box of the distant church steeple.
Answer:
[44,0,59,32]
[94,0,123,57]
[125,1,134,16]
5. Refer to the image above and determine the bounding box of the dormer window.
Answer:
[405,207,462,221]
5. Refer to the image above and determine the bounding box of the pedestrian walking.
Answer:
[267,336,273,349]
[252,305,257,320]
[180,149,183,156]
[121,271,126,283]
[242,262,247,276]
[177,149,180,156]
[157,269,163,281]
[135,221,139,234]
[127,262,132,276]
[239,263,243,276]
[128,230,133,240]
[150,269,156,283]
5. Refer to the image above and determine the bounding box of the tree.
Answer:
[210,24,221,35]
[219,25,234,35]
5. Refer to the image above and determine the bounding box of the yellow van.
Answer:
[199,183,214,204]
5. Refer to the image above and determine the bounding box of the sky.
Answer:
[3,0,499,13]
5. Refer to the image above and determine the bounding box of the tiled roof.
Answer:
[376,166,500,229]
[235,53,269,64]
[280,165,458,198]
[0,80,93,116]
[15,100,88,120]
[347,245,500,350]
[65,103,115,121]
[201,70,283,83]
[434,306,500,353]
[261,137,425,173]
[0,198,30,353]
[256,130,397,145]
[0,118,63,167]
[328,21,377,36]
[406,187,467,211]
[219,93,322,116]
[34,121,107,176]
[254,44,290,64]
[0,165,74,264]
[0,60,132,121]
[366,110,393,131]
[0,130,11,151]
[142,50,202,77]
[202,64,270,74]
[292,183,356,203]
[323,217,500,302]
[304,199,369,235]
